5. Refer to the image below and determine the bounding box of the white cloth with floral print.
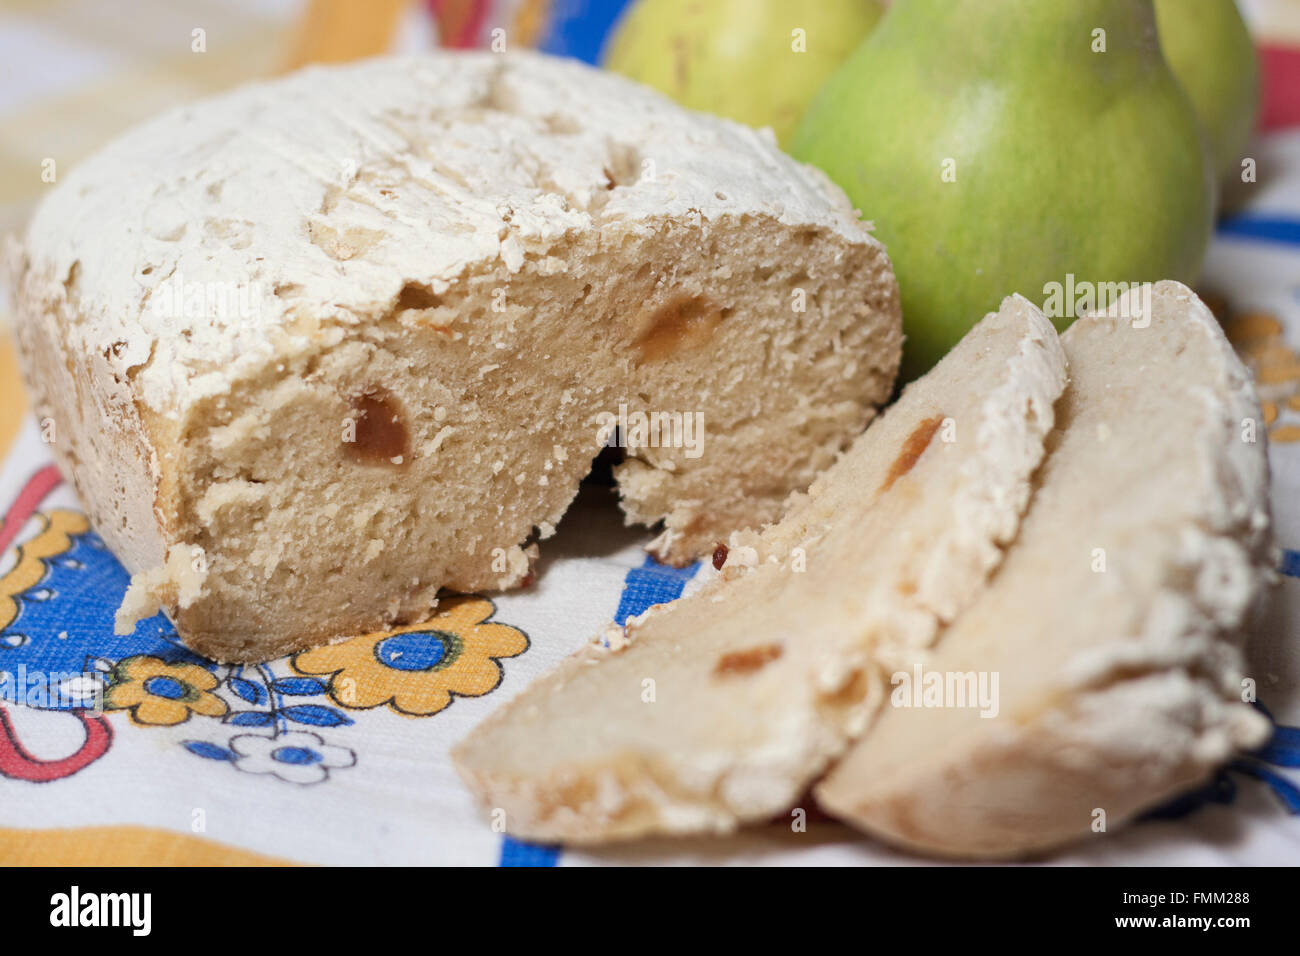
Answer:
[2,132,1300,867]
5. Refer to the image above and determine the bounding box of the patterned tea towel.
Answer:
[0,0,1299,866]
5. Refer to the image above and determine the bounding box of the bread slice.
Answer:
[453,295,1066,842]
[7,51,902,662]
[816,281,1274,859]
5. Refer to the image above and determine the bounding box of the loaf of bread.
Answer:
[817,282,1273,857]
[454,295,1066,841]
[7,52,902,662]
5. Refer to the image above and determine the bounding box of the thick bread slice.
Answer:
[8,51,902,662]
[453,295,1066,842]
[816,281,1274,859]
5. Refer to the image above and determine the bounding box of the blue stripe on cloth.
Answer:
[1281,549,1300,579]
[1216,215,1300,246]
[535,0,636,64]
[497,554,702,867]
[498,837,562,867]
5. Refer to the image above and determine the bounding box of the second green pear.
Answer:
[603,0,885,147]
[792,0,1215,377]
[1155,0,1260,183]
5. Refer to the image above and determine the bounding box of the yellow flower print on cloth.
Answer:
[292,596,529,716]
[105,656,229,726]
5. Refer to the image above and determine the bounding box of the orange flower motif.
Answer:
[104,655,228,726]
[1221,304,1300,444]
[291,596,529,717]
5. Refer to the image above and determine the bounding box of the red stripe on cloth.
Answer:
[1260,44,1300,131]
[429,0,491,49]
[0,464,63,558]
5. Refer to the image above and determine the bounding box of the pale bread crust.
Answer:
[816,282,1274,859]
[9,51,901,661]
[453,296,1066,842]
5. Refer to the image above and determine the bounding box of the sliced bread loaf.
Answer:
[453,295,1066,842]
[8,51,902,662]
[816,281,1274,858]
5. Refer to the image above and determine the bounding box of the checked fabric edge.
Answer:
[497,555,701,868]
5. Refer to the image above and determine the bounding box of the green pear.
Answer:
[1155,0,1260,183]
[603,0,885,147]
[792,0,1215,377]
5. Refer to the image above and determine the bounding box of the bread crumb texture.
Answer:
[818,282,1274,859]
[9,52,902,661]
[453,295,1065,842]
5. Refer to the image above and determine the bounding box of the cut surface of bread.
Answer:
[816,281,1274,859]
[8,51,902,662]
[453,295,1066,842]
